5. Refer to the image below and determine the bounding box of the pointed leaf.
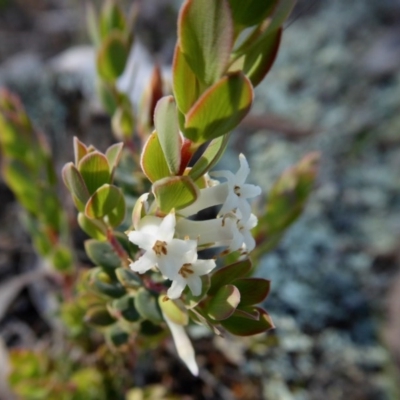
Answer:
[234,278,270,306]
[209,259,252,295]
[153,175,199,213]
[86,2,101,47]
[228,0,279,28]
[206,284,240,321]
[97,31,129,81]
[135,288,163,323]
[154,96,182,175]
[85,184,122,219]
[184,72,253,143]
[179,0,234,85]
[78,212,107,240]
[221,307,274,336]
[172,44,200,114]
[100,0,126,38]
[85,239,121,269]
[140,131,170,182]
[159,297,188,326]
[73,137,88,165]
[106,142,124,176]
[78,151,111,195]
[62,162,90,204]
[189,134,229,181]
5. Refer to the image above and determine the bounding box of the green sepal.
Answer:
[97,31,129,81]
[135,288,163,323]
[154,96,182,175]
[85,305,116,327]
[152,175,199,214]
[178,0,234,85]
[189,134,229,180]
[183,72,253,144]
[110,294,141,322]
[209,259,252,295]
[158,296,188,326]
[84,239,122,270]
[78,151,111,195]
[220,307,274,336]
[205,284,240,321]
[78,212,107,240]
[140,131,171,183]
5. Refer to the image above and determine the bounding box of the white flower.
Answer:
[128,213,197,279]
[211,153,261,222]
[227,213,258,253]
[167,250,216,299]
[162,311,199,376]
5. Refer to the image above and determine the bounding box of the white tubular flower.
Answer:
[211,153,261,222]
[128,213,197,279]
[227,213,258,253]
[167,250,216,299]
[162,311,199,376]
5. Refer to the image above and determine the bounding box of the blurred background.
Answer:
[1,0,400,399]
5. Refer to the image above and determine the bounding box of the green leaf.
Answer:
[136,288,163,323]
[52,245,73,272]
[85,239,121,269]
[232,306,260,320]
[78,151,111,195]
[159,297,189,325]
[184,72,253,143]
[179,0,234,85]
[85,306,116,327]
[228,0,279,28]
[97,31,129,81]
[232,27,282,87]
[234,278,270,306]
[106,324,130,347]
[153,175,199,213]
[3,160,37,214]
[100,0,126,38]
[110,294,141,322]
[89,268,126,298]
[62,162,90,205]
[209,259,252,295]
[85,184,122,219]
[221,307,274,336]
[206,284,240,321]
[73,137,88,165]
[106,142,124,178]
[97,80,118,115]
[86,2,101,47]
[172,44,200,114]
[189,134,229,180]
[267,0,296,33]
[115,268,142,289]
[154,96,182,175]
[78,212,107,240]
[106,192,126,227]
[140,131,171,182]
[112,105,135,140]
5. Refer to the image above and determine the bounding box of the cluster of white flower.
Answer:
[127,153,261,300]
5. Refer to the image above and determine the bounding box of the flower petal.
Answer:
[191,259,216,276]
[186,274,203,296]
[130,253,156,273]
[158,213,176,241]
[162,311,199,376]
[128,231,155,250]
[242,183,262,199]
[167,276,186,299]
[236,153,250,185]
